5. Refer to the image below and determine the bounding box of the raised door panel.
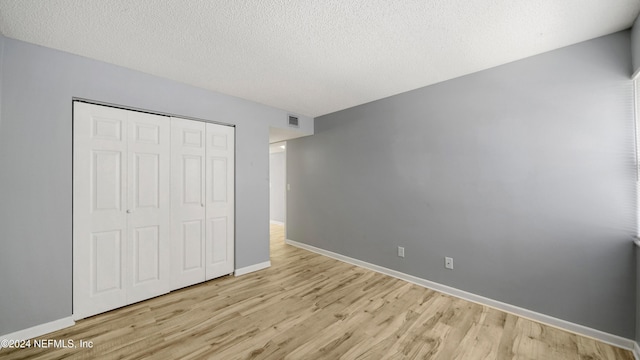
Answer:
[92,150,123,212]
[132,226,160,283]
[133,153,159,208]
[209,217,228,264]
[182,155,203,205]
[205,123,235,279]
[170,118,206,289]
[91,230,123,295]
[182,220,204,270]
[126,112,171,304]
[73,102,128,319]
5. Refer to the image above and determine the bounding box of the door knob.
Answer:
[126,209,132,214]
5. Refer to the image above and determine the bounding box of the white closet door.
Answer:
[205,123,235,279]
[73,103,129,319]
[74,102,171,319]
[126,111,171,304]
[75,103,235,318]
[170,118,206,289]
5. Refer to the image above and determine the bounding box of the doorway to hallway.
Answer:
[269,141,287,231]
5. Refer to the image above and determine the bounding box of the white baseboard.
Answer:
[234,261,271,276]
[633,341,640,360]
[0,317,75,341]
[285,238,636,352]
[270,220,284,226]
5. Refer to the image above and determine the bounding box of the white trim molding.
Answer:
[633,341,640,360]
[234,261,271,276]
[269,220,284,226]
[0,317,75,342]
[285,238,636,352]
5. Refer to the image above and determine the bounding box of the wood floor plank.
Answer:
[0,224,633,359]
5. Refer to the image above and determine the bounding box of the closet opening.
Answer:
[72,100,235,320]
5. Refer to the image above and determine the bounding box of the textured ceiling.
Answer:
[0,1,639,117]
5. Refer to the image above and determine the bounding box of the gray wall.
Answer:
[633,15,640,76]
[0,36,312,335]
[270,150,286,223]
[637,243,640,344]
[631,59,640,346]
[288,31,637,338]
[0,35,3,128]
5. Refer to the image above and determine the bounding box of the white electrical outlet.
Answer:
[398,246,405,258]
[445,257,453,269]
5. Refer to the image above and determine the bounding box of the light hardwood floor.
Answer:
[1,224,633,359]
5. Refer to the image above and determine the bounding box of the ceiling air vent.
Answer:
[288,115,299,127]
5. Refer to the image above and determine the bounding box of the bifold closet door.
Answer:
[205,123,235,279]
[171,118,235,288]
[73,102,171,319]
[75,103,235,317]
[170,118,207,289]
[125,112,171,304]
